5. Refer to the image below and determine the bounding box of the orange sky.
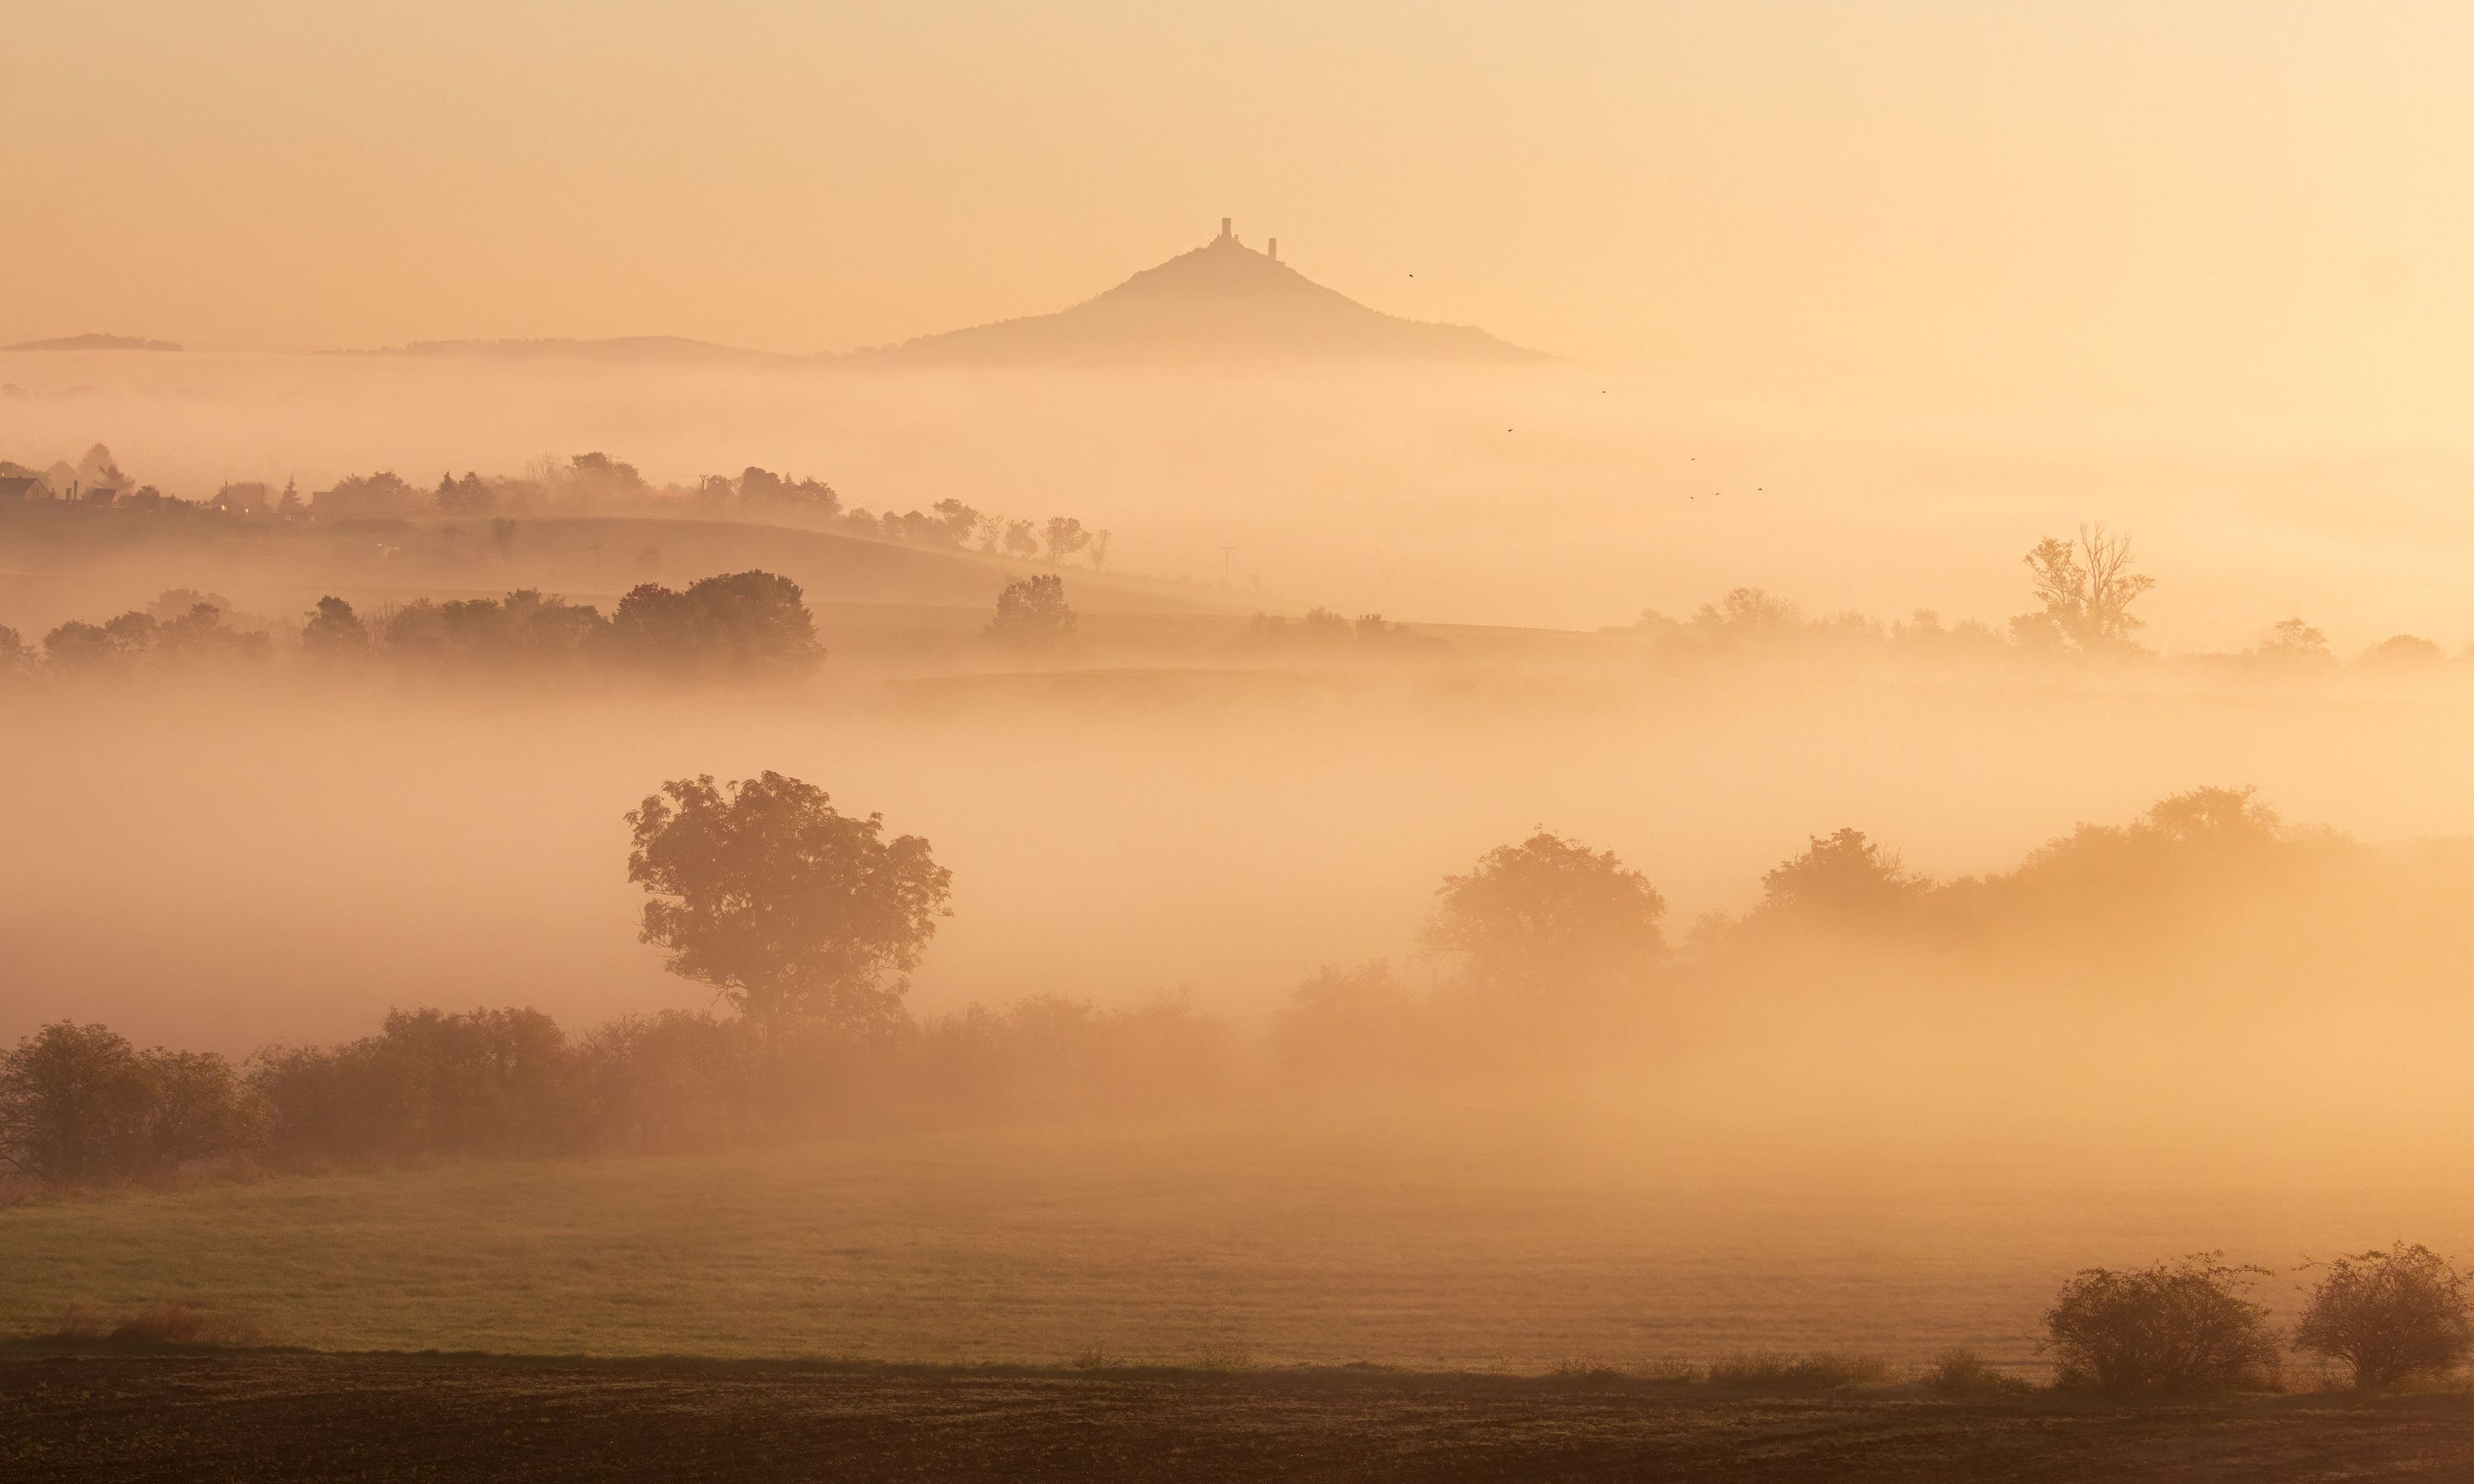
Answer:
[8,2,2474,415]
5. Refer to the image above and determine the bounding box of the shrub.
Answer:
[1705,1350,1889,1393]
[1922,1348,2034,1397]
[2044,1253,2281,1393]
[2293,1244,2473,1390]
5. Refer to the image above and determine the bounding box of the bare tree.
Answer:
[2020,525,2154,651]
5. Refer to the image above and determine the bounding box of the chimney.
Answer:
[1220,217,1231,240]
[1268,238,1278,261]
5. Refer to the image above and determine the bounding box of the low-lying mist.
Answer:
[7,665,2472,1069]
[8,350,2474,649]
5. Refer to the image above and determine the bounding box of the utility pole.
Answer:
[1220,547,1235,588]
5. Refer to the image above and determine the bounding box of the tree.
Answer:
[1690,587,1804,645]
[2139,784,2283,850]
[2294,1245,2474,1389]
[0,1023,148,1184]
[154,603,270,665]
[2252,618,2333,669]
[147,589,231,622]
[1756,828,1927,922]
[43,612,158,674]
[1089,529,1112,571]
[1002,519,1040,560]
[0,1023,260,1186]
[604,571,823,677]
[625,773,952,1033]
[985,573,1078,646]
[436,471,495,514]
[2019,525,2154,652]
[2044,1253,2280,1392]
[1042,516,1094,566]
[1421,831,1665,996]
[312,471,426,520]
[932,498,980,547]
[2354,635,2448,670]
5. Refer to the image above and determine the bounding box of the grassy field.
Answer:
[12,1106,2474,1374]
[15,1353,2474,1483]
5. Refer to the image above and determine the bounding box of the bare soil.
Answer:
[7,1352,2474,1482]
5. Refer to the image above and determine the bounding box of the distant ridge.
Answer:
[341,336,797,365]
[835,221,1544,367]
[5,333,183,352]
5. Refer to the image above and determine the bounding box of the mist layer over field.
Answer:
[8,666,2474,1083]
[7,352,2474,648]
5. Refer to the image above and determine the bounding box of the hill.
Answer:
[837,222,1544,367]
[3,334,182,352]
[337,336,797,366]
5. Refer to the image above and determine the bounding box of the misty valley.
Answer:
[11,430,2474,1429]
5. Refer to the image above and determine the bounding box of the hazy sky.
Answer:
[10,2,2474,413]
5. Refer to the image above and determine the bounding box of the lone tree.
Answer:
[2017,524,2154,652]
[625,773,952,1034]
[1421,831,1665,997]
[2293,1245,2474,1389]
[2044,1253,2281,1393]
[986,573,1078,646]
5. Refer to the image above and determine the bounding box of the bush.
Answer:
[2293,1244,2473,1390]
[1922,1347,2034,1397]
[1705,1350,1889,1393]
[2044,1253,2282,1393]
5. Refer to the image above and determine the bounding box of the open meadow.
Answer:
[9,1106,2472,1376]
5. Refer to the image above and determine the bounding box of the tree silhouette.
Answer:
[1422,831,1664,996]
[2019,525,2154,652]
[1757,828,1926,920]
[1042,516,1094,566]
[2294,1245,2474,1389]
[625,773,952,1033]
[2044,1253,2279,1393]
[605,570,823,677]
[986,574,1078,646]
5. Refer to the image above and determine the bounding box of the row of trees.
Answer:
[0,993,1233,1183]
[0,777,2420,1180]
[1270,782,2404,1085]
[302,456,1117,568]
[2046,1247,2472,1392]
[3,570,1090,679]
[1611,527,2463,673]
[5,571,824,680]
[8,447,1121,571]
